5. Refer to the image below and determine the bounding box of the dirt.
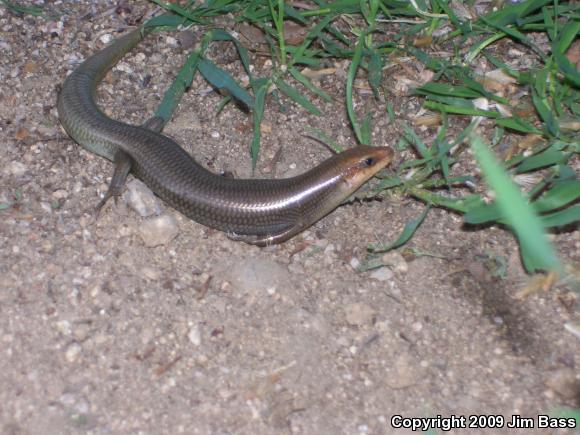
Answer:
[0,2,579,434]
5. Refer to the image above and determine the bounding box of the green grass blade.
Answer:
[346,34,365,144]
[532,68,560,136]
[303,127,343,153]
[483,0,552,27]
[283,3,307,24]
[198,58,254,109]
[554,19,580,53]
[416,82,483,98]
[290,14,335,68]
[410,189,485,213]
[542,6,556,42]
[1,0,43,16]
[480,15,547,61]
[368,49,383,99]
[552,407,580,426]
[402,123,431,158]
[207,29,253,78]
[373,176,403,191]
[368,205,431,253]
[515,150,570,173]
[464,203,501,224]
[155,51,201,124]
[148,0,207,23]
[468,133,561,273]
[465,179,580,224]
[144,14,189,28]
[495,117,543,135]
[361,113,372,145]
[250,78,270,169]
[554,51,580,87]
[274,78,322,116]
[288,67,332,102]
[533,180,580,213]
[419,95,478,108]
[466,33,506,64]
[424,101,501,118]
[541,205,580,228]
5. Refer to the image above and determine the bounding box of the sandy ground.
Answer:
[1,1,579,434]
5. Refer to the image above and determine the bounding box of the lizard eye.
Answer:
[363,157,375,167]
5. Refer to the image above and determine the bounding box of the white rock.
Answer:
[116,62,133,74]
[141,267,161,280]
[188,326,201,346]
[124,179,162,217]
[165,35,179,48]
[7,161,27,176]
[564,321,580,339]
[55,320,72,336]
[52,189,68,200]
[369,267,394,282]
[219,258,293,295]
[345,303,376,326]
[99,33,113,44]
[40,202,53,213]
[545,368,580,399]
[73,323,90,341]
[384,353,421,389]
[139,214,179,247]
[381,251,408,274]
[65,342,82,363]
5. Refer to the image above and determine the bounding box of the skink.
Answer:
[57,26,393,246]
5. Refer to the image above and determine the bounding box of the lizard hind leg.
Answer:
[94,149,133,217]
[142,115,165,133]
[227,219,306,247]
[94,115,164,218]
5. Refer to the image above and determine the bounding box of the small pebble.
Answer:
[220,258,293,295]
[99,33,113,44]
[60,393,89,414]
[40,202,53,213]
[7,161,27,176]
[41,240,54,254]
[139,214,179,247]
[124,179,162,217]
[116,62,133,74]
[349,257,361,271]
[141,267,161,281]
[188,325,201,346]
[118,225,133,238]
[73,323,90,341]
[165,35,179,48]
[381,251,408,274]
[384,353,421,389]
[369,267,394,282]
[564,321,580,339]
[411,322,423,332]
[545,369,580,399]
[55,320,72,336]
[52,189,68,200]
[65,342,82,363]
[345,303,376,326]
